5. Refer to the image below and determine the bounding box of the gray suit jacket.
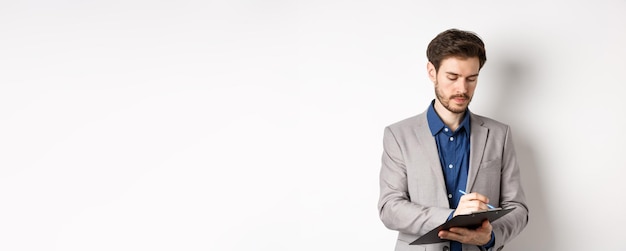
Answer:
[378,110,528,251]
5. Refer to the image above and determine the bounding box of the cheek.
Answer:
[436,80,455,92]
[468,84,478,93]
[436,76,452,86]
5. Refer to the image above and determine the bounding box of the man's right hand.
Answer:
[453,192,491,217]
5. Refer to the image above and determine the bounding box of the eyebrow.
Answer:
[445,72,479,78]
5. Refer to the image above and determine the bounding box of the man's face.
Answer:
[428,57,480,114]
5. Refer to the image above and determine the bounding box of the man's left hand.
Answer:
[437,220,492,245]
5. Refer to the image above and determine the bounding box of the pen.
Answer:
[458,190,496,209]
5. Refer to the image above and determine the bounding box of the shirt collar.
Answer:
[426,99,471,136]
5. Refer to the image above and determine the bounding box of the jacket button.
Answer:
[442,246,449,251]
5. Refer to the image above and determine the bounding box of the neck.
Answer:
[433,100,466,131]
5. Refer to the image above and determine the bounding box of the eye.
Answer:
[467,77,477,82]
[447,75,458,81]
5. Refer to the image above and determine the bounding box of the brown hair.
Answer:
[426,29,487,71]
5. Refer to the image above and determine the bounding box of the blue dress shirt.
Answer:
[426,101,471,209]
[426,100,494,250]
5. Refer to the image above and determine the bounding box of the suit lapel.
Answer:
[467,113,488,192]
[413,114,448,199]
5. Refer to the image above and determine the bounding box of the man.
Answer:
[378,29,529,251]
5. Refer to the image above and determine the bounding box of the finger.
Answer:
[456,200,489,214]
[479,220,493,232]
[468,192,490,204]
[447,227,470,235]
[460,192,488,204]
[438,230,463,242]
[476,201,489,211]
[440,228,475,243]
[444,227,489,245]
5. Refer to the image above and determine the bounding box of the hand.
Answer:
[453,192,491,217]
[438,220,493,245]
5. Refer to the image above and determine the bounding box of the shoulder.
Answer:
[386,112,427,131]
[470,113,511,132]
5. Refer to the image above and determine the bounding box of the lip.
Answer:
[452,97,467,103]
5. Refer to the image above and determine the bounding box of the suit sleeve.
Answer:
[492,126,529,250]
[378,126,452,235]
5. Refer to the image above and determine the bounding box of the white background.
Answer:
[1,1,625,250]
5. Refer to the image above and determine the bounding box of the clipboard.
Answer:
[409,208,514,245]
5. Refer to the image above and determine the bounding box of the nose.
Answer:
[455,79,469,94]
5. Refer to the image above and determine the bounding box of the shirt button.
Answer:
[449,137,454,141]
[444,128,449,132]
[443,246,450,251]
[448,194,452,198]
[448,164,453,169]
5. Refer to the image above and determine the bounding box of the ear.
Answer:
[427,62,437,83]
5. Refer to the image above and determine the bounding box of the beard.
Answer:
[435,81,472,114]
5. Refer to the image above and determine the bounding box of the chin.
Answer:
[448,105,467,114]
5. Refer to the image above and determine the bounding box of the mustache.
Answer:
[450,94,469,99]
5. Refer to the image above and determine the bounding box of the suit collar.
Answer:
[414,111,449,201]
[466,113,488,192]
